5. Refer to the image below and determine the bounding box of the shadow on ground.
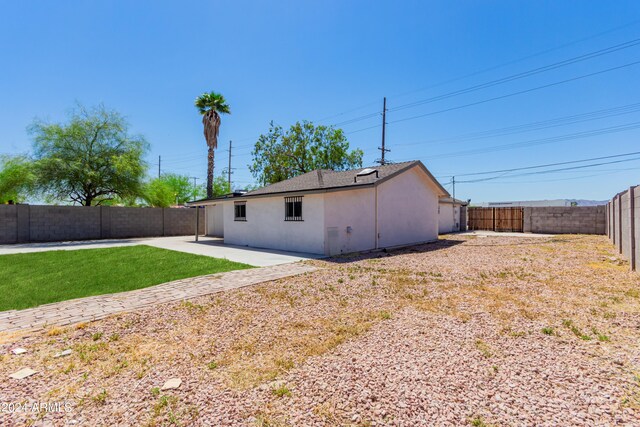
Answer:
[322,238,465,264]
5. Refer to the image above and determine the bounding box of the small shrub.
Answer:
[591,328,610,342]
[151,387,160,396]
[470,416,490,427]
[379,311,392,320]
[541,327,555,335]
[475,340,493,358]
[47,327,64,337]
[207,361,218,370]
[92,332,103,341]
[272,384,291,398]
[93,389,108,405]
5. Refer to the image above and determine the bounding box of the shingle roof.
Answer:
[243,160,449,197]
[188,160,449,205]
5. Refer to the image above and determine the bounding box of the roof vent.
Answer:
[354,168,379,182]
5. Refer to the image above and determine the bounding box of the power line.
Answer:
[321,19,640,128]
[458,156,640,183]
[389,37,640,113]
[388,18,640,101]
[424,120,640,160]
[389,59,640,125]
[389,120,640,164]
[393,101,640,148]
[160,59,640,161]
[157,21,640,165]
[451,150,640,177]
[466,168,637,185]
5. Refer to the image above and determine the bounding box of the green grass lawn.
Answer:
[0,245,253,311]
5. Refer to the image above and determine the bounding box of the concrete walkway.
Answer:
[0,263,317,333]
[0,235,323,267]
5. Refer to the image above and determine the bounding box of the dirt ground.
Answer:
[1,234,639,426]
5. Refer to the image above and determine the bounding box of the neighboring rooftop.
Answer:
[439,197,468,205]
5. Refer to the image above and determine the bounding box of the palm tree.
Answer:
[195,91,231,198]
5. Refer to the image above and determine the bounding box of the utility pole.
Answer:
[190,177,198,200]
[452,176,456,227]
[228,140,232,191]
[452,176,456,202]
[158,155,161,178]
[377,97,389,165]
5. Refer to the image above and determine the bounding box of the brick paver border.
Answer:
[0,263,316,333]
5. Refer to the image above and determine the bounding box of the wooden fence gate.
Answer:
[467,207,524,232]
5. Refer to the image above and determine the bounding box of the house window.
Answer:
[234,201,246,221]
[284,196,303,221]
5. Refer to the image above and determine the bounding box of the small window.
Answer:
[234,201,246,221]
[284,196,303,221]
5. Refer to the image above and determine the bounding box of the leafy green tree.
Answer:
[0,155,37,203]
[195,91,231,199]
[28,104,148,206]
[211,174,231,197]
[249,121,363,185]
[143,178,176,208]
[143,173,207,207]
[143,173,228,207]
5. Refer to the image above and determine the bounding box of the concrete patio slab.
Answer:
[0,235,323,267]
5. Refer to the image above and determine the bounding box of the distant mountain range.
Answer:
[474,198,607,207]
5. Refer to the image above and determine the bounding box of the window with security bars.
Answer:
[234,201,246,221]
[284,196,303,221]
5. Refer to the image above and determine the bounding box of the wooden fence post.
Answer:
[492,208,496,232]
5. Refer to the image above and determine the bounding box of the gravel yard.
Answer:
[1,234,639,426]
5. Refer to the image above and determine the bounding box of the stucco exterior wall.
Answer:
[376,167,439,248]
[438,203,460,234]
[222,194,326,254]
[216,166,443,255]
[205,204,224,237]
[323,187,376,255]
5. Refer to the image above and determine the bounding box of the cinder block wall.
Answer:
[524,206,606,235]
[0,205,205,244]
[107,207,164,238]
[635,189,640,271]
[29,205,102,241]
[0,205,17,244]
[607,186,638,272]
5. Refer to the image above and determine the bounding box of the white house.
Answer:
[189,161,450,255]
[438,197,468,234]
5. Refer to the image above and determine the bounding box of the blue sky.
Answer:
[1,1,639,202]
